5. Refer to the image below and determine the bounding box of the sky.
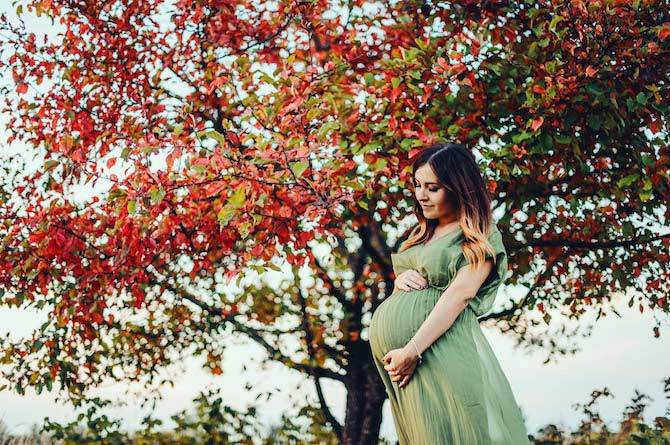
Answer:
[1,3,670,443]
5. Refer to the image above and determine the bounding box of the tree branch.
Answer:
[296,281,343,440]
[161,281,346,383]
[479,256,561,322]
[311,254,354,312]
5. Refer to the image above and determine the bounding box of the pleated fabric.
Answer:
[368,224,530,445]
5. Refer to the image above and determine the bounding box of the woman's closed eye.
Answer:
[414,183,439,192]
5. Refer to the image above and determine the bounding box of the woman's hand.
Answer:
[394,269,429,292]
[383,345,419,388]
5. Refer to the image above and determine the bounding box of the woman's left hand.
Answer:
[383,345,419,388]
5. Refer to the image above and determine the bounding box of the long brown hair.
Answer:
[398,142,497,268]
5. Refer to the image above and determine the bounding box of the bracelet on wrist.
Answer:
[410,338,423,364]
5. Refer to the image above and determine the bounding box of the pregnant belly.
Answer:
[369,286,445,361]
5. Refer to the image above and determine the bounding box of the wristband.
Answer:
[410,338,423,364]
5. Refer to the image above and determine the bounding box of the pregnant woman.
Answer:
[369,142,530,444]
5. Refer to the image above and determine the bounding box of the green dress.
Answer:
[369,224,530,445]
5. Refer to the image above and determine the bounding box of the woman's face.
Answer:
[413,163,455,221]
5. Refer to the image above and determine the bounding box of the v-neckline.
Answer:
[391,226,463,258]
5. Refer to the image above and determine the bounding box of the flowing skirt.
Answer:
[369,286,530,445]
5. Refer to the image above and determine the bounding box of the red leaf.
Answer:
[409,147,423,159]
[585,66,598,77]
[531,116,544,132]
[659,26,670,40]
[435,57,450,73]
[207,76,228,94]
[16,83,28,94]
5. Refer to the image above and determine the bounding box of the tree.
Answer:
[1,0,669,443]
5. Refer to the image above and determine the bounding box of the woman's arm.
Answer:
[404,259,495,357]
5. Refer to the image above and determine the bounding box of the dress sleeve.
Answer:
[450,225,508,317]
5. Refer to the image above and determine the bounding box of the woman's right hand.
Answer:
[394,269,429,292]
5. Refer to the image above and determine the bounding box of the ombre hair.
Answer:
[398,142,497,268]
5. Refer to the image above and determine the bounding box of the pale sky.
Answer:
[1,3,669,442]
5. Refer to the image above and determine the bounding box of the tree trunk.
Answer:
[341,342,388,445]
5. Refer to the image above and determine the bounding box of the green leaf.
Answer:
[237,221,251,238]
[254,192,268,207]
[636,92,648,105]
[306,108,320,121]
[391,77,402,89]
[317,121,339,139]
[617,174,639,188]
[640,189,653,202]
[127,200,137,214]
[512,131,532,143]
[228,188,246,208]
[641,153,655,167]
[150,187,166,205]
[587,115,601,130]
[197,129,227,146]
[289,161,309,178]
[549,15,565,32]
[585,83,603,96]
[362,141,382,153]
[364,73,374,86]
[43,160,59,171]
[554,134,572,145]
[141,145,159,154]
[217,207,235,225]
